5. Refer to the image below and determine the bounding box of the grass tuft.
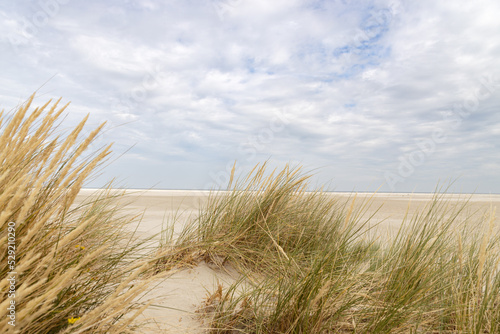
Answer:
[176,163,374,275]
[0,94,157,333]
[174,164,500,333]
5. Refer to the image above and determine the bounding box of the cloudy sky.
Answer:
[1,0,499,193]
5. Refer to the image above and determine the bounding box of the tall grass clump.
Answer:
[177,163,376,274]
[183,165,499,333]
[205,245,372,333]
[357,195,500,333]
[174,163,379,332]
[0,95,155,333]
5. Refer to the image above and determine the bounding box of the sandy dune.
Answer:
[74,190,500,333]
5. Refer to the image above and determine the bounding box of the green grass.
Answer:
[177,164,500,333]
[176,163,377,275]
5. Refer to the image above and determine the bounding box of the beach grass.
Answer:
[3,94,498,333]
[0,95,158,333]
[175,163,377,274]
[179,164,500,333]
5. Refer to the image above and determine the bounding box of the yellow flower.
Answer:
[75,245,85,250]
[68,316,81,324]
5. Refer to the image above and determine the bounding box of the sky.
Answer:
[1,0,499,193]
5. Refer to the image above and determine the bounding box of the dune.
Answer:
[74,189,500,333]
[6,95,498,332]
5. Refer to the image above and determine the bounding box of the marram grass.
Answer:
[3,94,498,334]
[175,163,377,275]
[178,164,500,333]
[0,95,158,333]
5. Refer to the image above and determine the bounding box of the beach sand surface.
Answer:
[74,190,500,333]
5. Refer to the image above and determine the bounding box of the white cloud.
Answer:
[0,0,499,192]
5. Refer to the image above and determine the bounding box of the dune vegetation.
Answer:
[1,95,499,333]
[0,95,160,333]
[176,164,500,333]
